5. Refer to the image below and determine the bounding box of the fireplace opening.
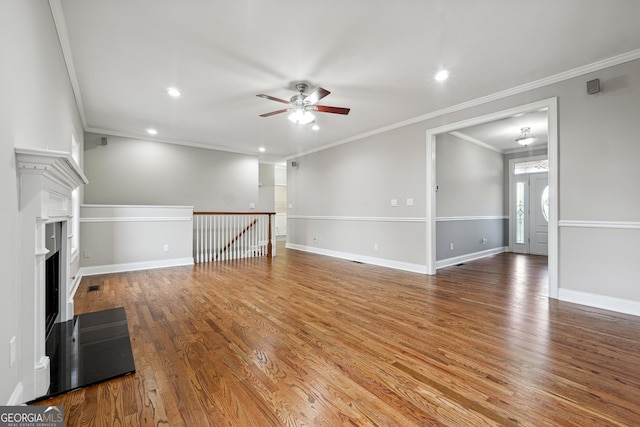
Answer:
[45,222,62,338]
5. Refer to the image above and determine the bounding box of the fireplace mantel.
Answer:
[16,147,87,191]
[15,147,88,403]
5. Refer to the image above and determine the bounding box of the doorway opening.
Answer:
[426,97,558,298]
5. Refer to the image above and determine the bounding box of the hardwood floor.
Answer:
[38,243,640,426]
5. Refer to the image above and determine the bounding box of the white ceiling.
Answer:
[57,0,640,161]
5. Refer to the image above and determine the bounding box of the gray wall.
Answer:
[80,205,193,272]
[288,57,640,308]
[287,124,427,268]
[436,133,504,218]
[435,133,506,262]
[258,163,275,212]
[84,133,259,211]
[0,1,85,403]
[436,219,507,261]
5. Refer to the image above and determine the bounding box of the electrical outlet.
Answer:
[374,243,379,250]
[391,199,398,207]
[450,243,454,251]
[406,198,414,206]
[163,244,170,252]
[482,237,488,245]
[10,336,16,368]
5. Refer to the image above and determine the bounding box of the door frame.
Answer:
[425,97,558,299]
[508,154,548,254]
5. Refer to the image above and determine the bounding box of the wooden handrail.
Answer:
[217,218,258,259]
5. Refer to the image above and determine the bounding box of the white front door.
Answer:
[511,171,548,255]
[529,174,549,256]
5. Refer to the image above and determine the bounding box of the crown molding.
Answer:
[49,0,87,129]
[288,49,640,160]
[85,127,260,157]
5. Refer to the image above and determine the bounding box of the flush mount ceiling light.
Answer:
[288,108,316,125]
[516,127,535,146]
[146,128,158,135]
[166,87,181,97]
[311,124,320,131]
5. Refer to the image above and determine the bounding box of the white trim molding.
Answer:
[288,215,426,223]
[436,247,508,270]
[448,131,504,154]
[79,257,194,277]
[559,220,640,230]
[7,382,24,406]
[286,243,427,274]
[558,289,640,318]
[81,216,192,223]
[436,216,507,222]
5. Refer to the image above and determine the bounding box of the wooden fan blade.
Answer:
[260,109,289,117]
[304,87,330,105]
[312,105,350,115]
[256,94,290,104]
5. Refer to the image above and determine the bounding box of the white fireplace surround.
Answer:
[15,148,88,403]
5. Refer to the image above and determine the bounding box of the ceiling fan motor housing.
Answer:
[291,93,306,106]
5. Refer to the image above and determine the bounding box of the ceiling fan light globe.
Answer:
[288,110,315,125]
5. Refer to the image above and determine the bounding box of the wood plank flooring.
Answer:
[38,243,640,426]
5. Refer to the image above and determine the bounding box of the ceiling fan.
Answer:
[257,83,350,125]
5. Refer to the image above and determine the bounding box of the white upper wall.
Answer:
[0,1,84,404]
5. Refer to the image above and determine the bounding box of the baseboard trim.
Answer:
[7,382,24,405]
[286,243,427,274]
[79,257,194,276]
[436,247,508,270]
[558,289,640,317]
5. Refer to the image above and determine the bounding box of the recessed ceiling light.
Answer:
[312,124,320,131]
[435,70,449,82]
[146,128,158,135]
[166,87,181,97]
[259,147,266,153]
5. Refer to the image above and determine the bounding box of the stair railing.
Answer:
[193,212,275,263]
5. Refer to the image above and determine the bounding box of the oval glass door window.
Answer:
[541,185,550,222]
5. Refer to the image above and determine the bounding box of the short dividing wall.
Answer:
[79,205,194,276]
